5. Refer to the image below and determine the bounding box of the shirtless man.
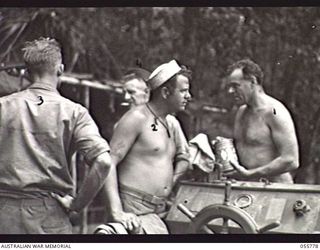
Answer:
[224,59,299,183]
[121,68,190,184]
[104,60,192,233]
[121,68,150,107]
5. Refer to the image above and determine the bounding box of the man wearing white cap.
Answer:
[120,67,190,177]
[103,60,192,234]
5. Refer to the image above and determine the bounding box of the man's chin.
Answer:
[234,98,244,106]
[178,105,187,111]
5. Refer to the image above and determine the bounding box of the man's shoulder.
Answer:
[118,106,148,125]
[0,90,35,107]
[0,90,25,102]
[166,114,186,134]
[46,93,87,112]
[63,97,85,109]
[113,106,148,136]
[235,105,247,117]
[166,114,179,125]
[262,95,294,127]
[0,89,82,107]
[264,94,291,116]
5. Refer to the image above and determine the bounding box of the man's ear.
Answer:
[57,64,64,76]
[22,69,32,81]
[251,75,258,85]
[161,87,170,99]
[145,87,150,101]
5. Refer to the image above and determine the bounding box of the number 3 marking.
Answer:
[37,96,44,105]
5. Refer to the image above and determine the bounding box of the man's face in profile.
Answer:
[227,68,253,105]
[123,78,149,107]
[167,74,191,112]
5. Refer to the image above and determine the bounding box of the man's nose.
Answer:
[186,91,192,100]
[124,92,131,101]
[228,86,235,94]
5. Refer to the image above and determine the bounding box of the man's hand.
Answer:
[223,159,253,179]
[51,193,74,212]
[112,211,142,234]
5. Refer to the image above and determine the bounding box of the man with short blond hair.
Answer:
[0,37,112,234]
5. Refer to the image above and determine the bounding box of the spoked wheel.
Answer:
[187,204,259,234]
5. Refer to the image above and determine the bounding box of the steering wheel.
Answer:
[187,203,259,234]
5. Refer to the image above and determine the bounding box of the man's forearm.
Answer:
[250,156,298,179]
[70,153,111,212]
[102,161,142,232]
[173,159,190,185]
[103,163,125,218]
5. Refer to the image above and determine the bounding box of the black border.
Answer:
[0,0,319,7]
[0,234,318,243]
[0,0,320,243]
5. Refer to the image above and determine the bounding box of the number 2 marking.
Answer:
[151,124,158,131]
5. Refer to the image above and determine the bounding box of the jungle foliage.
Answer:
[0,7,319,183]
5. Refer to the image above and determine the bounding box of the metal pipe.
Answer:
[60,76,123,94]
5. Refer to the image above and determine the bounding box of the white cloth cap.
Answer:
[147,60,182,90]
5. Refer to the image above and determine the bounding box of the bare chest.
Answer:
[235,111,271,145]
[135,120,176,156]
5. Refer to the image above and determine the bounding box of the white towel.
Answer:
[189,133,216,173]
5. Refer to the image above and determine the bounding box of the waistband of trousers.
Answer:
[119,183,167,206]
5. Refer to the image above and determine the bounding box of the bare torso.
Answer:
[117,105,176,197]
[234,95,294,183]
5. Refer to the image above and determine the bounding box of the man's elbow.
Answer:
[93,152,112,177]
[284,157,299,171]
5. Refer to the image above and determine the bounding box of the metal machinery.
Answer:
[166,179,320,234]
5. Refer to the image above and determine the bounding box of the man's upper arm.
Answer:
[167,115,190,163]
[72,105,110,166]
[267,104,299,163]
[110,110,142,165]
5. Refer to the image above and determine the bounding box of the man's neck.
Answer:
[247,86,266,109]
[32,75,59,89]
[147,100,170,119]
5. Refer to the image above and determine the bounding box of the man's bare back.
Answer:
[234,94,297,183]
[113,104,176,197]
